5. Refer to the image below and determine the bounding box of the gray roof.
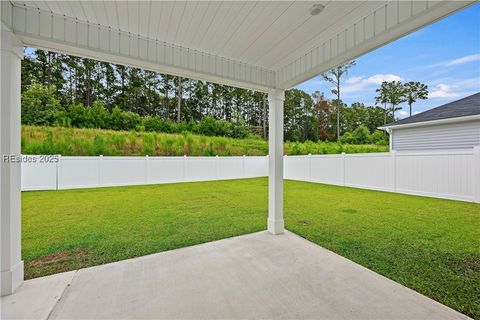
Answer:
[384,92,480,127]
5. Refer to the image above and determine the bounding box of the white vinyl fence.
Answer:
[22,148,480,203]
[285,147,480,203]
[21,155,268,191]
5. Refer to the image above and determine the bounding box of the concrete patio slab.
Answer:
[1,231,470,320]
[1,270,76,320]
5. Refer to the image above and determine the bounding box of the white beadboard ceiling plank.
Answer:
[115,1,129,33]
[127,0,139,35]
[167,1,187,44]
[80,2,98,24]
[212,1,259,56]
[202,1,247,55]
[164,1,176,42]
[103,1,119,30]
[41,1,54,13]
[198,1,237,52]
[191,1,223,49]
[219,1,291,59]
[238,1,314,63]
[156,1,174,42]
[55,1,73,18]
[152,1,164,39]
[69,1,87,22]
[36,0,51,12]
[174,1,198,47]
[148,1,162,39]
[138,1,151,38]
[182,1,210,47]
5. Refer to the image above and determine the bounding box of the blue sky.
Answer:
[296,3,480,119]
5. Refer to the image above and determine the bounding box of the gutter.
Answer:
[378,114,480,130]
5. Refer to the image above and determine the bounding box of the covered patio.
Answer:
[0,0,474,318]
[2,231,468,319]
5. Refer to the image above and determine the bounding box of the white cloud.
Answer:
[425,54,480,69]
[341,74,402,95]
[364,74,402,85]
[345,76,363,84]
[397,110,409,118]
[445,54,480,66]
[428,84,459,98]
[397,110,420,119]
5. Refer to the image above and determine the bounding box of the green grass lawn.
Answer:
[22,178,479,318]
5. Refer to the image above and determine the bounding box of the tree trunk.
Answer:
[47,52,52,87]
[336,82,340,140]
[164,76,169,119]
[176,77,182,123]
[384,103,387,125]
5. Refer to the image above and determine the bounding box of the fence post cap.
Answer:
[99,155,103,158]
[145,155,149,158]
[216,155,219,158]
[341,152,345,155]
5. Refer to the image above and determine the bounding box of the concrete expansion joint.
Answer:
[46,270,78,320]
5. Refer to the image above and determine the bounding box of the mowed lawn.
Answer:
[22,178,479,318]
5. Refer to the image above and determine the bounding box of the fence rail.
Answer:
[22,148,480,203]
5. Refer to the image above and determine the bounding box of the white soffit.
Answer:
[1,1,474,91]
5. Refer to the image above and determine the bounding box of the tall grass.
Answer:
[21,125,388,156]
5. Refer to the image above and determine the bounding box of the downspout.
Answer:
[386,128,393,151]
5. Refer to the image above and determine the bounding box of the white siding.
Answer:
[392,120,480,151]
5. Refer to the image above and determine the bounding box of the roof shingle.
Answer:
[384,92,480,127]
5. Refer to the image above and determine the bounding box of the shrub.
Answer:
[339,132,356,144]
[369,130,388,145]
[67,103,90,128]
[352,125,371,144]
[21,84,64,126]
[92,135,105,155]
[229,122,249,139]
[142,133,155,155]
[199,116,220,136]
[90,101,111,129]
[122,111,142,131]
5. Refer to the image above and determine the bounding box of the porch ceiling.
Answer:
[1,1,473,91]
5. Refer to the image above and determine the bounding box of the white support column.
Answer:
[1,25,24,296]
[267,89,285,235]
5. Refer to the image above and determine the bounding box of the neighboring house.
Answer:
[379,93,480,151]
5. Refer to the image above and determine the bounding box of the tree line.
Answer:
[21,49,426,143]
[320,61,429,141]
